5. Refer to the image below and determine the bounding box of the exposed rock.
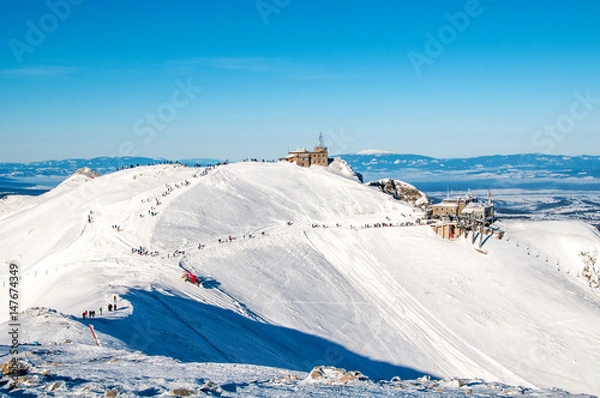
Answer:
[43,380,66,392]
[105,386,126,397]
[369,178,430,208]
[1,359,29,376]
[21,374,40,386]
[580,251,599,288]
[306,366,368,384]
[75,167,102,179]
[170,387,194,396]
[199,380,222,394]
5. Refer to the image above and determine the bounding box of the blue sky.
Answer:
[1,0,599,162]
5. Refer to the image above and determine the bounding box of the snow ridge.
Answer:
[1,162,599,396]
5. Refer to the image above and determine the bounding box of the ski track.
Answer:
[304,228,535,388]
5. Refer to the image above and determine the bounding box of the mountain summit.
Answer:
[1,161,599,395]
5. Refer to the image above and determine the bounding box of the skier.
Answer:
[83,310,88,319]
[99,307,103,316]
[108,303,112,312]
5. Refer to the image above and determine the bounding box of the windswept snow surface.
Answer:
[3,308,592,397]
[1,162,600,395]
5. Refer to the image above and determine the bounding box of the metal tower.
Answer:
[317,132,325,148]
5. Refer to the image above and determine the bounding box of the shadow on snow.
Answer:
[87,288,432,381]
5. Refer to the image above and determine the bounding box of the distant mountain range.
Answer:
[338,153,600,191]
[2,154,600,198]
[0,156,222,177]
[0,156,222,198]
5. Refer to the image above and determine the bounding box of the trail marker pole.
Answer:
[88,324,100,346]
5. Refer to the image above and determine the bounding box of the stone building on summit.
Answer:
[280,133,330,167]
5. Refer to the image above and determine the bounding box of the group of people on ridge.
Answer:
[82,295,119,319]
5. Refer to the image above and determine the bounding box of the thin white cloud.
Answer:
[0,65,79,77]
[168,57,279,73]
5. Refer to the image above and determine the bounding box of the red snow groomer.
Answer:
[182,270,200,286]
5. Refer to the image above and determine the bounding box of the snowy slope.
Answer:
[4,308,590,397]
[1,161,600,395]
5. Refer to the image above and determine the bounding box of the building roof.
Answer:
[434,203,459,208]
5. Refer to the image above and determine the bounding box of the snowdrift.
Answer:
[1,161,600,395]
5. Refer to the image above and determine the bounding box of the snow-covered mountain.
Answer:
[0,156,222,198]
[5,153,600,196]
[4,153,600,200]
[0,156,223,177]
[1,161,599,396]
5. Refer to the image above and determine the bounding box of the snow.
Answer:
[355,150,394,155]
[1,161,600,396]
[1,309,593,396]
[326,158,362,181]
[0,194,42,218]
